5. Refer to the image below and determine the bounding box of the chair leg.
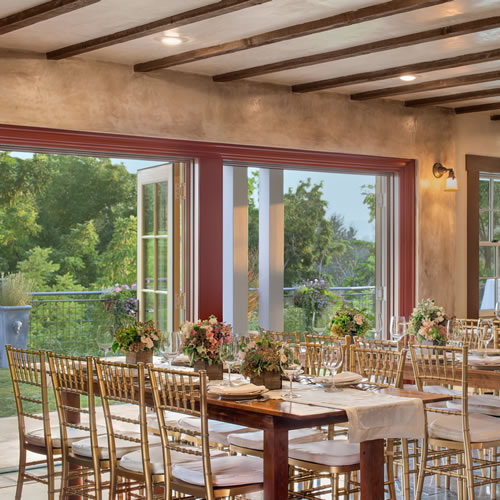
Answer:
[415,437,428,500]
[401,438,411,500]
[47,452,56,500]
[386,439,396,499]
[464,447,475,500]
[491,447,497,500]
[15,446,26,500]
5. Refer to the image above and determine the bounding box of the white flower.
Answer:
[209,317,218,325]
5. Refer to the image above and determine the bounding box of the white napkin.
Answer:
[313,371,363,385]
[172,354,190,364]
[208,383,267,396]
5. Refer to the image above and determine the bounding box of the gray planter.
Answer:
[0,305,31,368]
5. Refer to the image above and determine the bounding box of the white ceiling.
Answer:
[1,0,500,110]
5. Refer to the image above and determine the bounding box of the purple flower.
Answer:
[123,284,130,290]
[131,283,137,289]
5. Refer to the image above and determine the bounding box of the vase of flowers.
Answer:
[328,306,371,338]
[408,298,447,346]
[239,333,293,390]
[111,319,161,364]
[180,316,232,380]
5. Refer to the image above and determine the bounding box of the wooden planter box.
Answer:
[251,371,282,390]
[193,360,223,380]
[126,350,153,365]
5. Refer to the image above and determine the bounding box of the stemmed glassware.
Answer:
[321,345,344,393]
[159,332,181,367]
[96,328,114,357]
[280,344,303,399]
[447,319,463,347]
[479,322,494,357]
[221,340,240,386]
[390,316,406,342]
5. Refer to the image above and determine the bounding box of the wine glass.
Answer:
[479,324,494,357]
[390,316,406,342]
[280,344,302,399]
[446,320,462,347]
[321,345,344,393]
[221,340,240,386]
[96,328,114,357]
[159,332,180,367]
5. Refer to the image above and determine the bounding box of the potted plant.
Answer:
[102,283,138,329]
[180,316,232,380]
[328,306,371,338]
[239,333,293,390]
[111,319,161,364]
[408,298,447,346]
[0,273,34,368]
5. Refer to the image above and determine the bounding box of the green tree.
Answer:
[16,247,61,290]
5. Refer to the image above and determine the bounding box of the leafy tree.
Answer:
[16,247,61,290]
[361,184,376,223]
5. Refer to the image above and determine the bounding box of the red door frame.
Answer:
[0,123,416,320]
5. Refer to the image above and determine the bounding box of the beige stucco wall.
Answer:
[0,49,457,312]
[455,113,500,317]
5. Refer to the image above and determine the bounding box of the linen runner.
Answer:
[267,387,425,443]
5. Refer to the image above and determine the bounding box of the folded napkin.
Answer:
[314,371,363,385]
[208,383,267,396]
[172,354,190,364]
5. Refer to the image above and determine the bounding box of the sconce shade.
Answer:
[444,176,458,192]
[433,162,458,192]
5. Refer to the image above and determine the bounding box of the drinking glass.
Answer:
[321,346,344,393]
[390,316,406,342]
[447,319,462,347]
[480,324,494,357]
[96,328,114,357]
[221,340,240,386]
[280,344,302,399]
[159,332,180,367]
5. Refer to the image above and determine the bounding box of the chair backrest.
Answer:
[305,333,354,346]
[148,366,212,496]
[260,329,300,345]
[456,318,478,329]
[459,324,482,350]
[350,346,407,388]
[94,360,153,494]
[355,337,402,351]
[304,334,353,374]
[6,345,54,450]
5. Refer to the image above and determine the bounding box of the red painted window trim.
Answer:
[0,123,415,319]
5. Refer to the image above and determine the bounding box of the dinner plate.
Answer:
[211,391,267,401]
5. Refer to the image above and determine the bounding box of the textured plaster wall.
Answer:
[0,49,457,312]
[455,114,500,317]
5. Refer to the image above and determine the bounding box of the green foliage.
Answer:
[112,320,162,353]
[0,272,33,306]
[328,306,372,337]
[361,184,376,223]
[16,247,60,291]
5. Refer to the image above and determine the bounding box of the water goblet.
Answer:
[159,332,180,367]
[390,316,406,342]
[479,324,494,357]
[447,320,462,347]
[96,328,114,357]
[280,344,302,399]
[221,340,240,386]
[321,346,343,393]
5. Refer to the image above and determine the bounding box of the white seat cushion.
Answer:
[404,384,459,396]
[172,455,263,487]
[429,413,500,443]
[228,428,324,451]
[120,444,227,474]
[26,425,106,448]
[72,432,161,459]
[289,440,360,467]
[147,411,184,431]
[178,417,254,446]
[447,394,500,417]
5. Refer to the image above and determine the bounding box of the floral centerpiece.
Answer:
[328,306,371,338]
[294,279,341,330]
[408,298,447,346]
[102,283,138,329]
[111,319,161,364]
[239,333,293,389]
[180,316,232,379]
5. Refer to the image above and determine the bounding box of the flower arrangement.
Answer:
[180,316,232,365]
[239,333,294,378]
[328,306,371,337]
[103,283,137,329]
[111,319,161,353]
[408,298,447,346]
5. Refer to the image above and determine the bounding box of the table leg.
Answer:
[263,426,289,500]
[360,439,385,500]
[62,391,81,500]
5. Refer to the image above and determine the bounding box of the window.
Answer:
[479,174,500,314]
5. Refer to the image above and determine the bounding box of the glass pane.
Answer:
[480,211,490,242]
[143,184,155,235]
[480,179,490,210]
[157,293,168,332]
[143,239,155,289]
[157,181,169,235]
[479,246,495,277]
[157,238,168,291]
[495,179,500,210]
[143,292,156,322]
[494,213,500,241]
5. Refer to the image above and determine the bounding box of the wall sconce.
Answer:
[432,162,458,192]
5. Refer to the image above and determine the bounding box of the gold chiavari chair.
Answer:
[148,365,264,499]
[47,353,107,499]
[6,346,62,500]
[94,359,162,499]
[354,337,402,351]
[304,333,353,374]
[410,344,500,500]
[456,318,479,329]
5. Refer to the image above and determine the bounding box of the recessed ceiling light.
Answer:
[400,75,416,82]
[161,35,183,46]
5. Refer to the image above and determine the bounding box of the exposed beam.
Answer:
[214,16,500,82]
[406,87,500,107]
[293,47,500,93]
[0,0,99,35]
[455,102,500,114]
[491,115,500,120]
[46,0,270,60]
[134,0,451,73]
[351,70,500,100]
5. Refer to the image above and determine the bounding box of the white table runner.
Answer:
[267,387,425,443]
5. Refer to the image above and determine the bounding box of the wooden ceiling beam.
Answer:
[134,0,451,73]
[406,87,500,107]
[350,70,500,100]
[214,15,500,82]
[293,47,500,93]
[0,0,100,36]
[46,0,270,60]
[455,102,500,114]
